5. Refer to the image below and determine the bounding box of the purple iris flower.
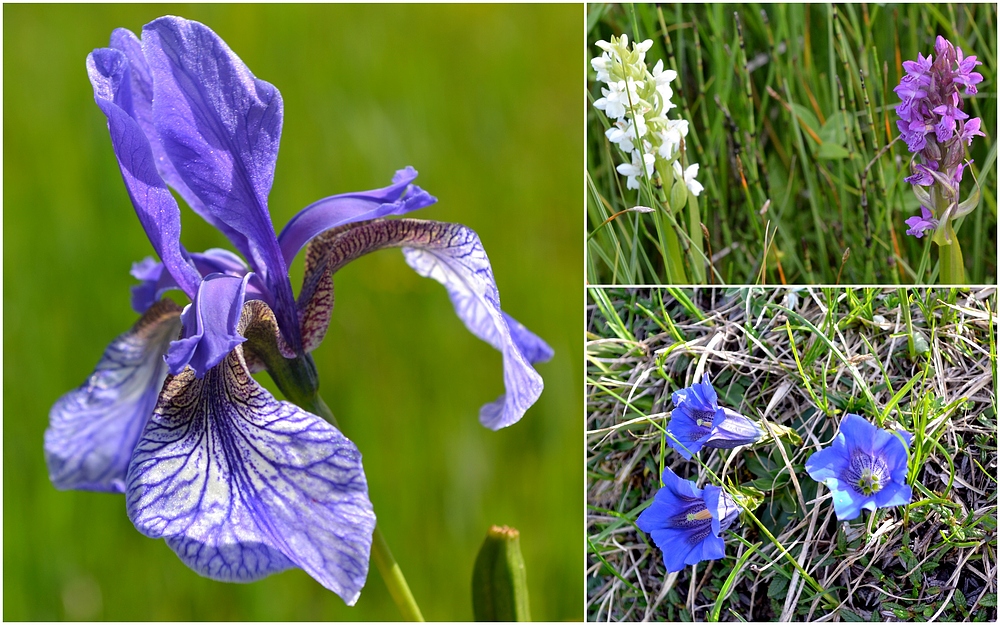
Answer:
[666,374,762,460]
[636,467,740,573]
[44,16,552,604]
[805,414,913,521]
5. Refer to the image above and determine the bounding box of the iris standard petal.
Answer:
[297,219,549,430]
[109,27,252,258]
[45,300,182,493]
[277,167,438,264]
[125,339,375,604]
[165,273,251,377]
[141,16,300,351]
[87,48,202,300]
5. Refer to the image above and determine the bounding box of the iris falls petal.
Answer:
[297,219,551,430]
[45,300,182,493]
[126,332,375,604]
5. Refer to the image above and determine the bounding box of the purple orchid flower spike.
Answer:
[636,466,740,573]
[805,414,913,521]
[44,15,552,605]
[894,35,986,283]
[666,374,762,460]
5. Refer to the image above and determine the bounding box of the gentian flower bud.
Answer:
[666,374,762,459]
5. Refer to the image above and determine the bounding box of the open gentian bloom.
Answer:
[44,16,552,605]
[805,414,913,521]
[666,374,762,460]
[636,467,740,573]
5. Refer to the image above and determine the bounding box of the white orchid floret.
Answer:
[617,150,656,190]
[591,52,613,83]
[594,78,645,120]
[634,38,654,63]
[651,59,677,88]
[673,160,704,196]
[606,115,648,153]
[651,60,678,112]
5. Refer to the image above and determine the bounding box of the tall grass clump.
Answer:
[587,4,997,286]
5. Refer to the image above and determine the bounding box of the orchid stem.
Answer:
[938,228,966,284]
[297,392,426,621]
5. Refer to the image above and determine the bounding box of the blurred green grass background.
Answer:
[3,4,582,621]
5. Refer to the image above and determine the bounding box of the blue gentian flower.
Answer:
[636,467,740,573]
[667,374,762,459]
[805,414,913,521]
[44,16,552,605]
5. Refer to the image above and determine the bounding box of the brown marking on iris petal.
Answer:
[238,300,296,373]
[296,219,459,353]
[133,299,183,339]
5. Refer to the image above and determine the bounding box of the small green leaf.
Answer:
[767,575,790,600]
[817,142,851,160]
[840,608,866,622]
[729,483,765,513]
[472,525,531,621]
[979,593,997,607]
[790,103,821,144]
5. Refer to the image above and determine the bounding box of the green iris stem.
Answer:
[292,391,425,621]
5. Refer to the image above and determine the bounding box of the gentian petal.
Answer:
[277,167,438,264]
[705,407,763,449]
[830,485,865,520]
[297,219,550,430]
[45,300,182,493]
[873,481,912,508]
[165,273,251,377]
[86,48,201,299]
[126,330,375,604]
[704,484,740,535]
[836,413,878,455]
[141,17,300,351]
[667,375,719,460]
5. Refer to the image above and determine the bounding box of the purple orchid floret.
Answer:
[805,414,913,521]
[895,36,985,241]
[904,206,939,238]
[44,15,552,605]
[666,374,762,460]
[636,466,740,573]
